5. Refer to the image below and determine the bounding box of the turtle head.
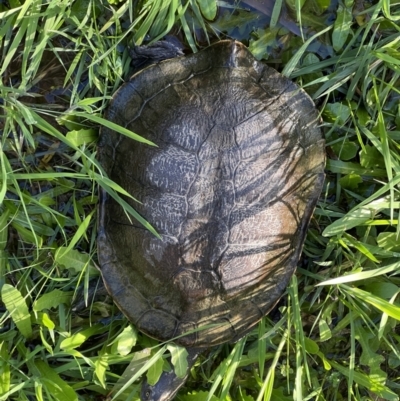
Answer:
[140,370,187,401]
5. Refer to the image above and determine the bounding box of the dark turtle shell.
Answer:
[98,40,325,348]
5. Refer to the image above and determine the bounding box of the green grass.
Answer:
[1,0,400,400]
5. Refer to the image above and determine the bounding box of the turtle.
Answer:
[97,40,325,401]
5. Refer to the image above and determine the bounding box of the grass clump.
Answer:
[1,0,400,400]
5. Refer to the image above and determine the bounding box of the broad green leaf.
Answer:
[66,129,97,146]
[60,324,105,350]
[78,97,108,107]
[54,247,97,274]
[249,27,280,60]
[0,342,10,397]
[39,327,54,355]
[167,344,188,379]
[331,140,359,161]
[317,352,332,370]
[37,312,56,330]
[37,196,55,206]
[304,337,319,354]
[323,102,351,125]
[377,232,400,252]
[332,5,352,51]
[315,0,330,11]
[34,380,44,401]
[146,350,165,386]
[36,360,78,401]
[1,284,32,338]
[318,319,332,341]
[95,352,108,388]
[356,107,370,125]
[111,325,137,356]
[363,282,400,300]
[33,289,73,311]
[196,0,216,20]
[339,173,362,189]
[360,145,385,168]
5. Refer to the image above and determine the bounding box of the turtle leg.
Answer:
[141,347,201,401]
